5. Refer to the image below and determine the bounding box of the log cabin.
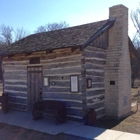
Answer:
[0,4,136,120]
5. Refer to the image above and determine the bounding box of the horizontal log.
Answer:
[49,75,81,81]
[85,46,106,52]
[43,87,71,92]
[49,79,83,88]
[84,63,104,70]
[86,89,105,97]
[4,80,27,86]
[43,66,81,75]
[86,77,104,82]
[4,92,27,97]
[90,83,105,89]
[4,70,27,75]
[3,48,81,61]
[43,61,81,69]
[43,86,81,93]
[41,49,81,60]
[49,80,70,88]
[43,92,83,101]
[85,58,106,65]
[4,75,27,80]
[9,97,27,104]
[83,50,106,59]
[87,95,105,104]
[41,54,81,64]
[87,101,104,109]
[9,103,27,110]
[3,65,27,71]
[4,86,27,92]
[3,61,29,65]
[86,70,104,76]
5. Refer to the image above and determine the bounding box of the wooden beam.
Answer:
[25,52,32,56]
[46,50,53,54]
[8,55,14,58]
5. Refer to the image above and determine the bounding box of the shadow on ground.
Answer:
[95,117,127,129]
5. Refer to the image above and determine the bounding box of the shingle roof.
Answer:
[0,19,108,55]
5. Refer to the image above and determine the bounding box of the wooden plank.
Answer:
[9,96,27,104]
[84,63,104,70]
[41,55,81,64]
[43,61,81,69]
[87,95,105,104]
[85,58,106,65]
[43,92,83,100]
[4,86,27,92]
[86,70,104,76]
[49,80,70,87]
[4,65,27,71]
[43,87,73,93]
[4,80,27,86]
[86,77,104,82]
[83,50,106,59]
[89,83,105,89]
[4,70,27,75]
[5,91,27,97]
[86,89,105,96]
[43,66,81,75]
[85,46,106,53]
[4,75,27,80]
[87,101,104,109]
[3,60,29,65]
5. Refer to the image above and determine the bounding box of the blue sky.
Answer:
[0,0,139,38]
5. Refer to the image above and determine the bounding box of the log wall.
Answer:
[2,48,85,118]
[83,45,107,119]
[3,45,107,119]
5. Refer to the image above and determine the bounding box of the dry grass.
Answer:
[96,87,140,134]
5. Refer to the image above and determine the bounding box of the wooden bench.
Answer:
[32,100,67,124]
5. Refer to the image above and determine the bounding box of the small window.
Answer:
[30,57,40,64]
[70,75,78,93]
[44,77,49,86]
[87,79,92,88]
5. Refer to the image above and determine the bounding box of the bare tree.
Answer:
[35,21,69,33]
[0,24,13,46]
[131,57,140,87]
[131,4,140,37]
[14,27,29,42]
[0,24,29,46]
[35,26,47,33]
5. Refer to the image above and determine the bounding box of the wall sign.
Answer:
[87,79,92,88]
[44,77,49,86]
[70,75,78,92]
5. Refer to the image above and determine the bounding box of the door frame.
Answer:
[27,65,43,111]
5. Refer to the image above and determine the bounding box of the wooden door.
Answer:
[27,66,43,111]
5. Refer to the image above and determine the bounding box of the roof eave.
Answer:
[81,17,116,50]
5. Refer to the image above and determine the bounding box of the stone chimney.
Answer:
[105,5,131,119]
